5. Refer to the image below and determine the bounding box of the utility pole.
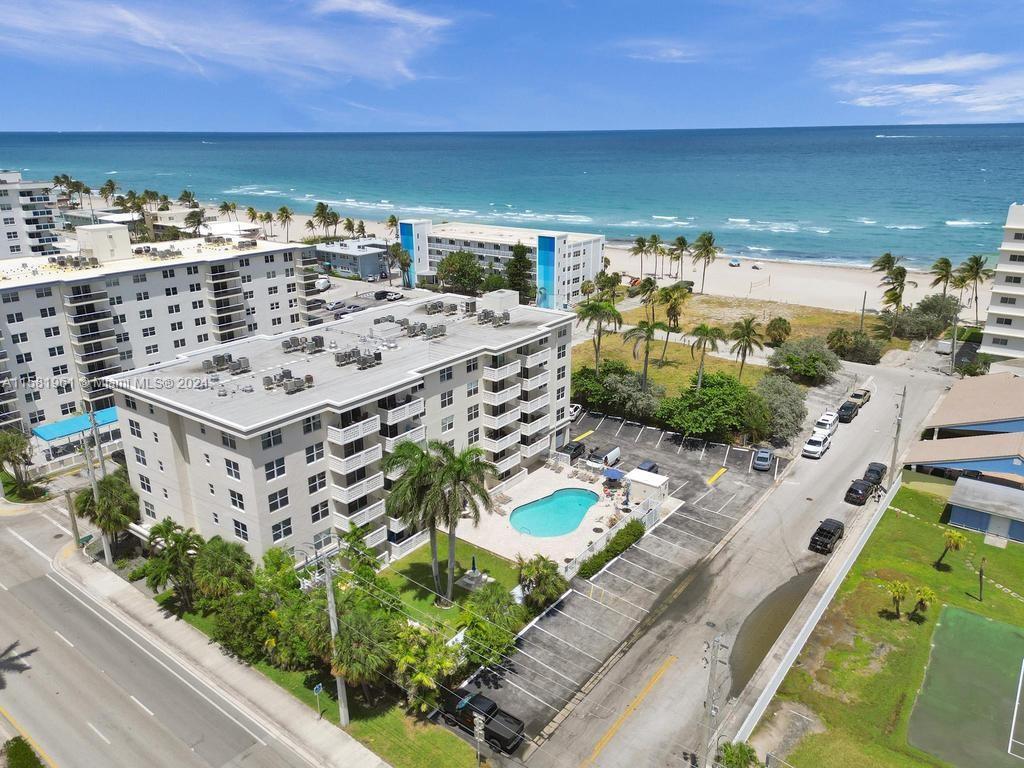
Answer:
[702,635,729,768]
[949,314,959,377]
[87,405,107,478]
[979,557,986,602]
[859,290,867,333]
[321,547,350,726]
[63,489,82,548]
[888,385,907,488]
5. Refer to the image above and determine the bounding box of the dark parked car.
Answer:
[837,401,859,423]
[440,689,525,754]
[637,459,659,473]
[556,441,586,462]
[863,462,887,485]
[306,298,325,310]
[751,447,774,471]
[374,290,390,300]
[809,518,845,554]
[844,479,873,505]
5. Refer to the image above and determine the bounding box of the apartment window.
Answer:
[136,292,149,301]
[51,363,67,376]
[145,344,158,355]
[168,304,180,315]
[229,489,245,510]
[28,410,45,425]
[997,317,1014,326]
[556,406,566,421]
[165,287,178,297]
[557,345,567,360]
[7,313,23,324]
[59,401,76,416]
[24,391,39,403]
[311,500,329,523]
[1015,233,1024,241]
[993,337,1009,346]
[133,446,147,466]
[133,273,147,283]
[140,309,153,319]
[221,431,236,449]
[265,457,285,480]
[162,268,176,279]
[441,389,454,408]
[313,529,333,550]
[129,419,142,438]
[468,427,480,445]
[35,286,52,298]
[302,414,321,434]
[142,326,156,337]
[307,472,327,494]
[467,404,479,420]
[557,365,566,381]
[233,519,249,542]
[1007,276,1023,285]
[305,442,324,463]
[467,381,479,397]
[0,292,18,303]
[225,458,241,480]
[558,326,568,338]
[1001,296,1018,305]
[186,265,199,275]
[556,386,566,401]
[271,518,292,542]
[466,358,479,373]
[44,326,60,337]
[441,415,454,433]
[173,339,186,349]
[1011,254,1024,262]
[124,396,137,410]
[48,345,64,357]
[40,307,56,318]
[143,501,155,519]
[439,366,453,382]
[268,488,290,511]
[10,332,26,344]
[197,333,209,343]
[139,474,152,493]
[261,429,282,449]
[268,286,278,295]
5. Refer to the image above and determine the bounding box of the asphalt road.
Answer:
[524,356,949,768]
[0,508,310,768]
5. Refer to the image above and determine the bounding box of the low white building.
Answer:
[315,238,389,280]
[980,203,1024,359]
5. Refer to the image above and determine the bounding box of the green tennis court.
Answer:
[908,606,1024,767]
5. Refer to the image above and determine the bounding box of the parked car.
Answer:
[556,441,586,462]
[373,290,389,300]
[837,401,859,423]
[334,309,353,319]
[814,411,839,436]
[568,403,583,420]
[440,689,525,755]
[366,275,378,282]
[385,291,403,301]
[306,298,325,310]
[802,431,832,459]
[844,479,873,505]
[849,388,872,408]
[751,447,774,471]
[637,459,659,473]
[586,445,621,469]
[313,277,331,292]
[809,518,845,554]
[325,300,345,311]
[863,462,887,485]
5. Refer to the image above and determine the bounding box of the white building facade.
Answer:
[108,290,574,561]
[399,220,604,310]
[0,170,60,260]
[980,204,1024,359]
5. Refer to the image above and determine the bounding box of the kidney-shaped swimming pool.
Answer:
[509,488,600,537]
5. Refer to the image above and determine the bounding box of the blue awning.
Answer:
[31,407,119,442]
[603,467,626,480]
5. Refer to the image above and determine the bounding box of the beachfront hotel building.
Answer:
[0,222,319,432]
[107,289,574,560]
[399,220,605,310]
[314,237,389,280]
[0,170,61,260]
[980,204,1024,359]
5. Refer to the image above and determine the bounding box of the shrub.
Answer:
[656,372,749,439]
[578,520,646,579]
[458,582,526,667]
[956,353,993,378]
[127,563,149,582]
[3,737,44,768]
[768,336,840,384]
[516,554,570,614]
[765,317,792,346]
[114,557,131,570]
[843,331,883,365]
[754,375,807,441]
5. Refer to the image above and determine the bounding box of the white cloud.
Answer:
[618,38,701,64]
[313,0,450,30]
[829,51,1012,77]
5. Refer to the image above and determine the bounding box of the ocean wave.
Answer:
[807,227,831,235]
[725,218,801,233]
[746,246,774,252]
[885,224,925,230]
[853,217,877,225]
[651,215,677,221]
[875,134,916,139]
[106,170,118,175]
[945,219,991,228]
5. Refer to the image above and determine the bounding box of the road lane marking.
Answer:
[130,695,155,717]
[54,630,74,648]
[580,655,678,768]
[42,514,72,536]
[7,528,50,563]
[707,467,728,484]
[0,706,57,768]
[87,721,111,745]
[0,579,7,591]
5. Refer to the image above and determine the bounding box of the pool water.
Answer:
[509,488,600,537]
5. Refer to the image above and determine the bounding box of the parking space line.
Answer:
[702,506,739,521]
[615,420,626,437]
[774,459,782,481]
[597,415,607,430]
[708,467,728,484]
[587,580,652,613]
[618,555,673,581]
[493,673,563,713]
[533,626,604,664]
[572,589,641,622]
[691,488,713,506]
[699,443,707,461]
[598,569,657,596]
[748,451,755,473]
[724,446,730,464]
[655,431,664,448]
[634,427,644,443]
[670,480,689,497]
[674,512,728,532]
[647,531,703,555]
[551,608,620,642]
[677,438,684,455]
[632,545,690,569]
[715,493,737,515]
[659,518,716,544]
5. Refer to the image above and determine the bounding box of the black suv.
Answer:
[809,518,845,554]
[837,401,859,423]
[863,462,887,485]
[440,689,526,754]
[556,441,585,462]
[844,479,873,505]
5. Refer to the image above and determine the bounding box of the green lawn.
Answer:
[1,470,49,502]
[767,486,1024,767]
[381,531,520,631]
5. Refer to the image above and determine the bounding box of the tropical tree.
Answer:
[690,231,721,294]
[515,554,569,613]
[386,214,399,241]
[622,321,663,391]
[575,300,623,369]
[950,270,970,306]
[194,535,254,602]
[74,468,138,567]
[184,208,205,236]
[312,202,330,235]
[246,206,259,227]
[218,201,233,220]
[630,236,649,278]
[872,251,902,274]
[343,217,355,238]
[396,248,413,288]
[0,429,34,497]
[260,210,274,236]
[647,234,665,277]
[958,254,995,324]
[826,327,853,357]
[178,189,197,208]
[145,518,205,612]
[936,528,967,566]
[882,266,918,336]
[429,443,497,605]
[99,179,118,205]
[333,608,395,703]
[392,624,460,712]
[765,316,792,346]
[304,218,316,237]
[929,257,954,297]
[275,206,294,241]
[719,741,760,768]
[885,579,910,618]
[669,235,689,279]
[729,316,764,380]
[657,284,689,363]
[580,279,595,303]
[51,174,72,198]
[911,585,937,618]
[690,323,726,391]
[457,581,525,667]
[356,220,366,237]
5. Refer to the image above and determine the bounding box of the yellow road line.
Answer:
[708,467,727,484]
[574,430,594,442]
[580,655,678,768]
[0,705,58,768]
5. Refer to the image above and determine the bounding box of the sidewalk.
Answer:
[53,545,390,768]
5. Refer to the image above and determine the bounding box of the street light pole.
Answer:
[888,385,907,488]
[299,539,350,727]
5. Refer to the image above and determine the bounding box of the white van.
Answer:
[314,277,331,292]
[586,446,621,469]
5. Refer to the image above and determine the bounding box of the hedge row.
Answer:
[577,519,646,579]
[4,737,44,768]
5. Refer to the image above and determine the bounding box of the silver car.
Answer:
[752,447,774,471]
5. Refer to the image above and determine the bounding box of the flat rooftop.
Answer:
[427,221,603,246]
[109,294,572,434]
[950,477,1024,522]
[905,432,1024,464]
[924,372,1024,429]
[316,237,388,255]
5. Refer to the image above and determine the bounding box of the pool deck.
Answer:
[456,466,622,565]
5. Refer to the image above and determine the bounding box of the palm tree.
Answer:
[218,201,232,220]
[719,741,759,768]
[145,518,205,612]
[622,321,663,390]
[327,211,341,237]
[396,249,412,288]
[950,270,970,306]
[882,266,918,336]
[312,202,330,235]
[638,277,658,322]
[959,254,995,324]
[356,220,366,237]
[343,217,356,238]
[514,554,569,614]
[630,235,649,279]
[304,219,316,238]
[178,189,197,208]
[729,316,764,380]
[911,585,937,619]
[872,251,902,274]
[333,608,394,703]
[429,443,497,605]
[74,469,138,567]
[246,206,259,228]
[765,316,792,346]
[580,280,595,303]
[690,231,721,294]
[885,579,910,618]
[51,174,71,198]
[276,206,294,241]
[228,201,237,221]
[647,234,665,277]
[669,235,689,279]
[690,323,726,391]
[99,179,118,205]
[184,208,205,236]
[657,284,689,363]
[194,536,254,601]
[382,440,448,594]
[936,528,967,566]
[929,257,954,297]
[826,327,853,357]
[259,210,274,236]
[386,214,399,241]
[575,300,623,369]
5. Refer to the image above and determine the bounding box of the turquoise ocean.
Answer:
[2,125,1022,267]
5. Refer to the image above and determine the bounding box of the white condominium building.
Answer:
[0,170,60,260]
[0,223,319,431]
[108,290,574,560]
[399,220,604,310]
[981,204,1024,359]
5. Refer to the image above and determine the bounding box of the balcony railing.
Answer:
[0,410,22,426]
[520,414,551,437]
[518,349,549,368]
[331,472,384,504]
[75,347,120,364]
[70,327,116,344]
[333,499,385,531]
[521,369,551,390]
[482,384,521,407]
[520,439,549,458]
[68,309,113,324]
[380,397,425,425]
[364,526,388,548]
[329,444,382,475]
[389,529,429,560]
[63,290,108,306]
[493,452,522,474]
[482,430,521,453]
[211,318,247,333]
[519,396,549,415]
[206,270,241,282]
[212,299,245,314]
[327,415,381,446]
[483,407,520,430]
[483,360,521,382]
[83,362,122,378]
[387,516,408,533]
[382,424,426,453]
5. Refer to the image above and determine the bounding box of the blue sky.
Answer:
[1,0,1022,131]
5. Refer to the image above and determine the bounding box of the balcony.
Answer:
[387,516,408,533]
[206,269,240,282]
[331,471,384,504]
[483,360,521,382]
[75,347,119,364]
[520,414,551,437]
[327,415,381,446]
[83,362,122,378]
[208,284,243,298]
[333,499,385,531]
[0,410,22,427]
[518,349,549,368]
[482,384,521,407]
[68,309,113,325]
[329,444,382,475]
[482,430,521,453]
[380,397,425,425]
[70,327,116,345]
[483,407,520,430]
[493,452,522,474]
[212,318,247,333]
[212,299,245,314]
[521,370,551,390]
[364,526,388,548]
[63,290,108,307]
[519,396,549,415]
[0,387,16,403]
[383,424,426,452]
[520,439,549,458]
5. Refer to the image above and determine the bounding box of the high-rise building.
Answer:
[0,170,60,260]
[980,204,1024,359]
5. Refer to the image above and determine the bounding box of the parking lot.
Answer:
[462,410,788,750]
